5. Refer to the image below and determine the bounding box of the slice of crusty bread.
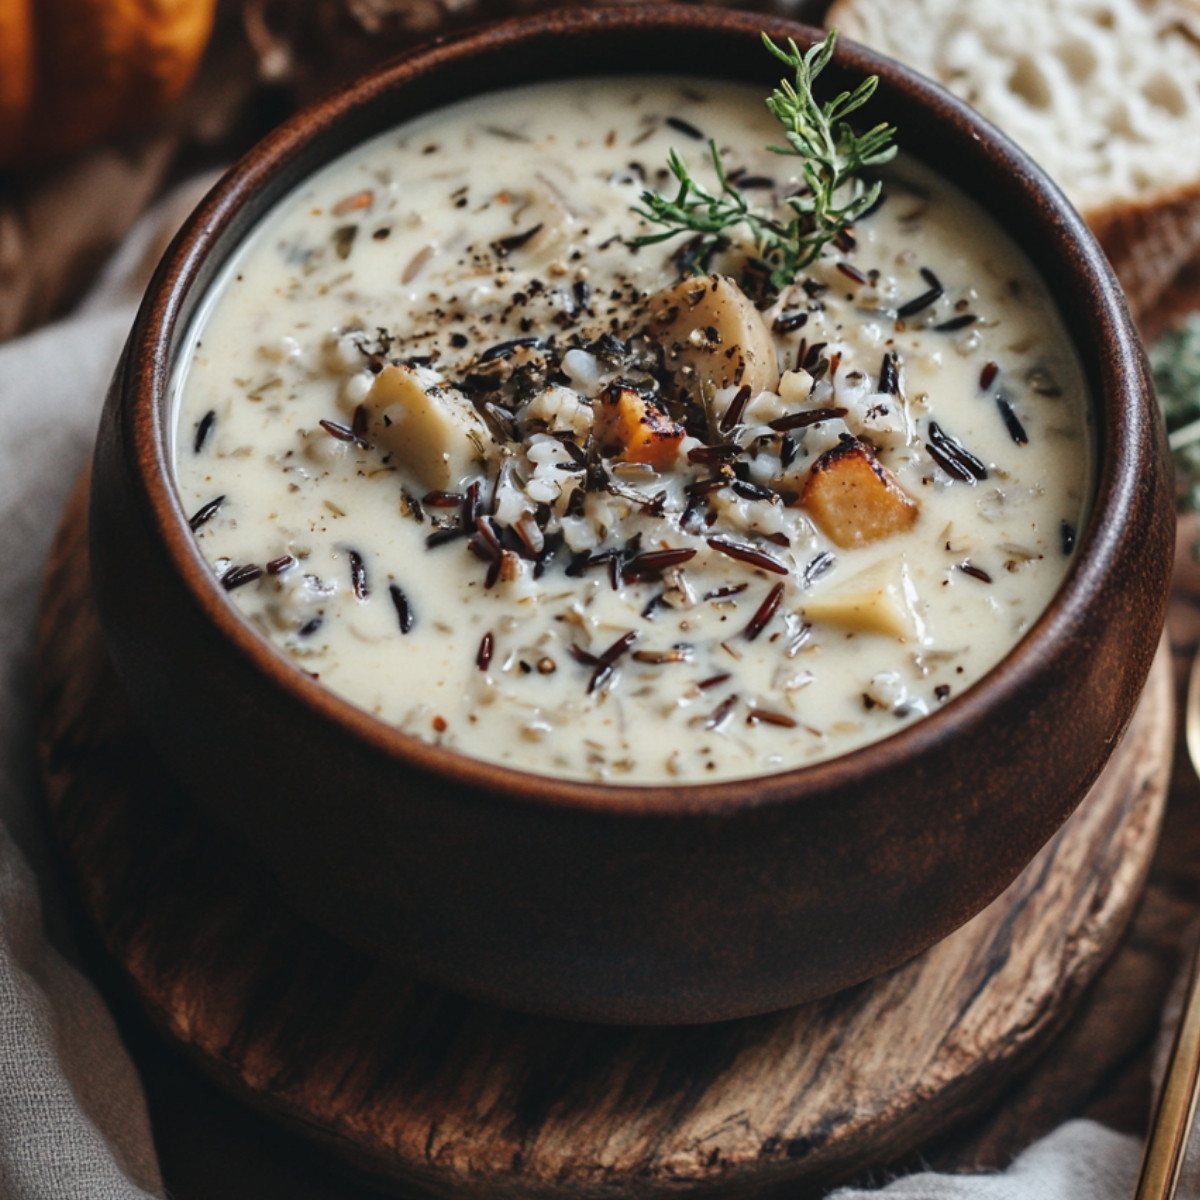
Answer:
[825,0,1200,314]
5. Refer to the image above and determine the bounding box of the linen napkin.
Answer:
[0,179,1155,1200]
[0,259,162,1198]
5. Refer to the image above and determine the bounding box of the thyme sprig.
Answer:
[629,31,897,292]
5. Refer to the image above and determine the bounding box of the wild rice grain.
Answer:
[996,397,1028,445]
[477,631,494,670]
[348,550,369,600]
[389,582,415,633]
[193,409,216,454]
[492,227,544,258]
[622,547,697,581]
[767,407,847,433]
[934,314,977,332]
[221,563,262,591]
[742,582,784,641]
[718,384,752,433]
[878,351,898,395]
[189,495,225,531]
[665,115,704,139]
[927,422,988,483]
[586,631,637,694]
[746,707,798,728]
[897,282,942,318]
[957,561,993,584]
[773,310,808,334]
[706,536,789,575]
[704,693,739,730]
[319,418,357,442]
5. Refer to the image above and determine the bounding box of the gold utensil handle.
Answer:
[1136,940,1200,1199]
[1135,652,1200,1200]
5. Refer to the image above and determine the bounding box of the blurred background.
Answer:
[0,0,821,345]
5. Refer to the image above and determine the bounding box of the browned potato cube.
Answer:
[594,384,685,469]
[644,274,779,403]
[799,438,919,549]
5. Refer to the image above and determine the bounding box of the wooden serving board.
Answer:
[36,472,1174,1199]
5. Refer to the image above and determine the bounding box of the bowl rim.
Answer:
[123,3,1147,816]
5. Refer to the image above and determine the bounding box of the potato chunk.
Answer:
[644,274,779,401]
[799,438,919,549]
[800,560,918,640]
[594,384,685,469]
[362,364,494,491]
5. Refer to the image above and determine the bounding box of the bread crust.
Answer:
[825,0,1200,314]
[1085,183,1200,316]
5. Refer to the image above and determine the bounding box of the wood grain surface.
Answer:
[36,472,1174,1199]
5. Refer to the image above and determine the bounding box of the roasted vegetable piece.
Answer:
[644,273,780,402]
[799,437,919,548]
[361,364,494,491]
[594,383,686,469]
[800,560,917,639]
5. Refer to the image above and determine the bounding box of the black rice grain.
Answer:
[193,409,216,454]
[189,495,225,531]
[348,550,369,600]
[666,116,705,139]
[221,563,261,591]
[389,582,415,633]
[926,422,988,482]
[996,397,1028,444]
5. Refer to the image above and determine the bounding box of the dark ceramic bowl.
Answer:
[89,6,1173,1024]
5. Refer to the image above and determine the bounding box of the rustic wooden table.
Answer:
[33,475,1186,1199]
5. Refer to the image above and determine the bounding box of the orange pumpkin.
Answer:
[0,0,216,167]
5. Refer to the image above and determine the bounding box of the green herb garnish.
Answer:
[1152,316,1200,518]
[630,31,897,292]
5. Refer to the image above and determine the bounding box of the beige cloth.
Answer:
[0,301,156,1197]
[0,824,161,1199]
[0,178,213,1200]
[829,1120,1142,1198]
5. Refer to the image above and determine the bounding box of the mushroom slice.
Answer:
[362,364,495,491]
[800,560,919,640]
[644,274,779,401]
[799,438,919,549]
[593,384,685,469]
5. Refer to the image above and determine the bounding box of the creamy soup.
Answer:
[171,76,1092,783]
